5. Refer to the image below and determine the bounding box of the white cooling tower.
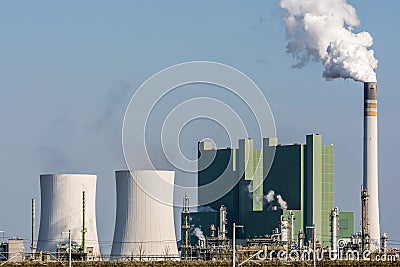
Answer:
[111,170,179,260]
[37,174,101,257]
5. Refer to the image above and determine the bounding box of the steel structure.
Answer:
[361,187,370,251]
[181,193,191,260]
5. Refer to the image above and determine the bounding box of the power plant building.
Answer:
[196,134,354,247]
[111,170,179,260]
[36,174,101,257]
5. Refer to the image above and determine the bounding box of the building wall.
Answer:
[321,145,335,247]
[264,144,304,211]
[338,211,355,239]
[305,134,322,245]
[238,139,264,232]
[198,144,238,237]
[304,135,335,247]
[246,210,283,237]
[197,135,349,247]
[7,239,24,262]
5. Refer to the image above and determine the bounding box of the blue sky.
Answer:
[1,1,400,251]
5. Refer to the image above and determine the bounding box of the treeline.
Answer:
[1,261,400,267]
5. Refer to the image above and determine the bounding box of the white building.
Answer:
[37,174,101,257]
[111,170,179,260]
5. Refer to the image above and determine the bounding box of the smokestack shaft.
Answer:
[363,82,380,249]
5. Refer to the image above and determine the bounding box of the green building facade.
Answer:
[196,134,354,247]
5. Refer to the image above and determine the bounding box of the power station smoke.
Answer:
[197,206,216,212]
[276,195,288,210]
[265,190,288,210]
[266,190,275,203]
[280,0,378,82]
[192,227,206,241]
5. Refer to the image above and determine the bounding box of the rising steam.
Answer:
[280,0,378,82]
[192,227,206,241]
[276,195,288,210]
[266,190,275,203]
[265,190,288,210]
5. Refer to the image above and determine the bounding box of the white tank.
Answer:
[36,174,101,257]
[111,170,179,260]
[280,216,289,243]
[331,207,339,251]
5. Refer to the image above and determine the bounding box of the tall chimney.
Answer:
[363,82,380,250]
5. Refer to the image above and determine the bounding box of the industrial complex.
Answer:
[180,134,355,259]
[196,134,344,245]
[0,83,395,265]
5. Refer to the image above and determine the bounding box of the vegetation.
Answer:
[1,261,400,267]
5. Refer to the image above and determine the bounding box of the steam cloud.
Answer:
[192,227,205,241]
[280,0,378,82]
[266,190,275,203]
[276,195,288,210]
[265,190,288,210]
[198,206,217,212]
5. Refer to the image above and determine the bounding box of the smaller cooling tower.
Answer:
[37,174,100,257]
[111,170,179,260]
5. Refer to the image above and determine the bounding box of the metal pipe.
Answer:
[233,223,236,267]
[361,187,370,251]
[306,225,316,267]
[181,193,191,260]
[68,230,71,267]
[82,191,87,260]
[280,215,288,243]
[331,207,339,251]
[219,205,227,239]
[62,230,72,267]
[232,223,243,267]
[381,233,388,255]
[31,198,36,258]
[289,211,295,244]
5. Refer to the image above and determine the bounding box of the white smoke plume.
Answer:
[280,0,378,82]
[247,181,253,193]
[265,190,275,203]
[197,206,217,212]
[276,194,288,210]
[264,190,288,210]
[192,227,205,241]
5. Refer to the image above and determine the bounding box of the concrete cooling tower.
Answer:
[37,174,101,257]
[111,170,179,260]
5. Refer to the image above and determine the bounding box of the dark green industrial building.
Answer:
[194,134,354,247]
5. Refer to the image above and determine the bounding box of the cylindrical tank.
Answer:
[111,170,179,260]
[381,233,388,254]
[36,174,100,257]
[331,207,339,251]
[363,82,380,250]
[280,215,289,243]
[218,205,227,240]
[289,211,295,243]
